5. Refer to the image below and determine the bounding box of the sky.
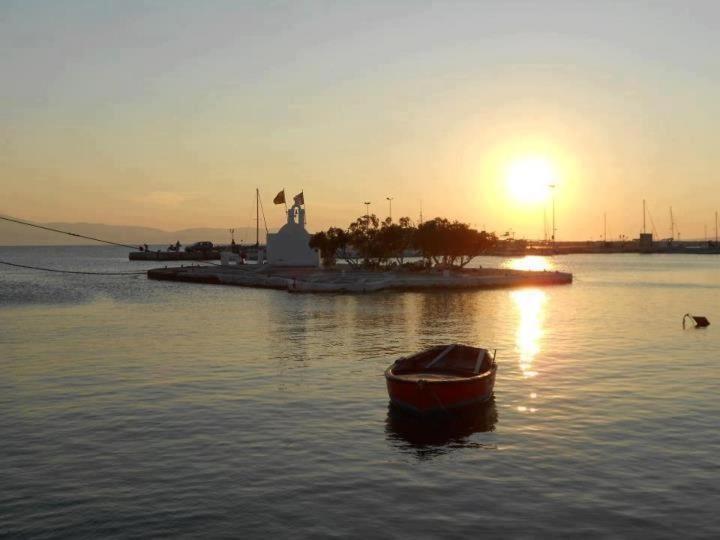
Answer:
[1,0,719,240]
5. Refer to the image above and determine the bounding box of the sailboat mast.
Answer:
[256,188,259,247]
[604,212,607,243]
[670,207,674,241]
[643,199,646,234]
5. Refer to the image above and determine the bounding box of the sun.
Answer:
[506,156,556,204]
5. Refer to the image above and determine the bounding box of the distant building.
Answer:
[639,232,654,251]
[266,203,320,267]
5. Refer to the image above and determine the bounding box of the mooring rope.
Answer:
[0,260,148,275]
[0,215,142,250]
[0,214,226,265]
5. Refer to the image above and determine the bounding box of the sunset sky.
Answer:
[2,1,719,240]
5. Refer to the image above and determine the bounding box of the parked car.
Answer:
[185,241,214,253]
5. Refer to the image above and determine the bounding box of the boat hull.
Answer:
[385,367,496,415]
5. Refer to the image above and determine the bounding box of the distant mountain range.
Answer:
[0,216,267,246]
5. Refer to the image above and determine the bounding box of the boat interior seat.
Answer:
[393,345,493,376]
[474,351,487,374]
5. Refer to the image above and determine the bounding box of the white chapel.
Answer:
[266,201,320,267]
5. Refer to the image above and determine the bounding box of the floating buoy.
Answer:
[683,314,710,329]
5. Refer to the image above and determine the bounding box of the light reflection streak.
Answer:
[503,255,553,272]
[511,288,547,379]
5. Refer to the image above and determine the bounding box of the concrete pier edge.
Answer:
[147,265,572,293]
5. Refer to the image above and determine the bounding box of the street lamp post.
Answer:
[386,197,393,221]
[548,184,557,249]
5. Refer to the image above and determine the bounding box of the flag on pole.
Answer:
[273,190,285,205]
[293,191,304,206]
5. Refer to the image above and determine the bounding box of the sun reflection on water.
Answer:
[503,255,553,272]
[511,288,547,378]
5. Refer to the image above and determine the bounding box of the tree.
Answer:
[309,227,351,267]
[377,217,414,265]
[348,214,383,267]
[414,217,497,268]
[312,214,497,269]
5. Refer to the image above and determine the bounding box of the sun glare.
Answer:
[506,156,556,204]
[503,255,554,272]
[512,288,546,379]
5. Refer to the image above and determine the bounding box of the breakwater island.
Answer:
[147,208,572,293]
[147,264,572,293]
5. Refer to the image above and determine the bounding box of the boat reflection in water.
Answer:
[385,398,498,459]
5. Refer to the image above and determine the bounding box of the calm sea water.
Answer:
[1,246,719,538]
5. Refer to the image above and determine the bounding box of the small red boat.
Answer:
[385,344,497,414]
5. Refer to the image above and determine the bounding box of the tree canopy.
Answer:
[414,218,497,268]
[310,215,498,269]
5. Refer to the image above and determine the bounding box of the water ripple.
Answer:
[1,249,719,537]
